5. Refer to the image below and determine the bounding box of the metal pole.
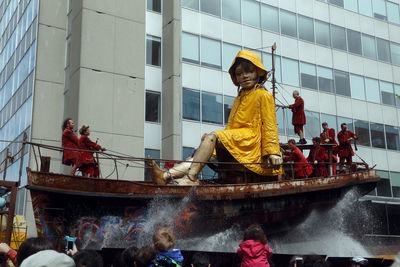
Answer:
[3,149,9,180]
[5,183,18,245]
[18,133,27,185]
[271,42,277,101]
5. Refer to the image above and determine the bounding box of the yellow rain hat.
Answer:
[229,50,268,86]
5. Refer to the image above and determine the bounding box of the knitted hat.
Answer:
[20,250,76,267]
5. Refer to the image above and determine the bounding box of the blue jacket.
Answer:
[150,249,184,267]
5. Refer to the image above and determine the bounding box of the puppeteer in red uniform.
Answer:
[62,118,80,176]
[284,139,313,178]
[320,122,338,153]
[307,137,329,177]
[287,90,306,144]
[78,125,104,177]
[337,123,358,171]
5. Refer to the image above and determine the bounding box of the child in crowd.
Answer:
[150,227,183,267]
[237,224,273,267]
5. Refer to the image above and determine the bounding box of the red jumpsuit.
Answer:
[289,97,306,134]
[337,130,358,167]
[285,146,313,178]
[78,135,102,177]
[62,128,80,167]
[307,146,329,177]
[320,128,338,154]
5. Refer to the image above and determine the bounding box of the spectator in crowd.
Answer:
[150,227,183,267]
[289,256,303,267]
[191,252,211,267]
[20,249,75,267]
[136,246,156,267]
[17,236,56,266]
[119,245,138,267]
[73,249,103,267]
[237,224,273,267]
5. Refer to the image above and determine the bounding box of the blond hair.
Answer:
[152,227,175,252]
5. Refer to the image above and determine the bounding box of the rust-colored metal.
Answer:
[5,183,18,245]
[2,148,9,180]
[18,132,27,184]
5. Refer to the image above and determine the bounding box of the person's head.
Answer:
[288,139,297,150]
[242,224,267,245]
[62,118,74,130]
[153,227,175,252]
[191,252,211,267]
[79,125,90,136]
[20,250,75,267]
[293,90,300,99]
[119,245,138,267]
[135,246,156,267]
[303,255,326,267]
[312,137,321,147]
[341,123,347,131]
[229,50,268,90]
[17,237,55,265]
[73,249,103,267]
[322,122,328,130]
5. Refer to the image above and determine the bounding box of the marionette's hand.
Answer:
[314,160,318,165]
[268,155,282,169]
[325,139,330,143]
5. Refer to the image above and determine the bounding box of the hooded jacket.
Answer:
[237,240,273,267]
[150,249,184,267]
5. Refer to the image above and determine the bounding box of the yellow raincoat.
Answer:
[214,50,282,176]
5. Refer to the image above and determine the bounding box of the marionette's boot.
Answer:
[146,156,169,185]
[186,133,217,182]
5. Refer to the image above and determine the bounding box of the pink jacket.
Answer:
[237,240,273,267]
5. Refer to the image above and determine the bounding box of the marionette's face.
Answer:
[235,63,259,90]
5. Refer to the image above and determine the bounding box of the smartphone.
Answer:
[67,240,74,251]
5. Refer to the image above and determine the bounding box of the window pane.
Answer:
[362,34,376,59]
[380,81,395,106]
[350,74,365,100]
[182,0,199,10]
[347,29,362,55]
[183,88,200,120]
[281,57,299,86]
[377,38,391,62]
[365,78,380,103]
[298,15,314,42]
[331,25,347,51]
[376,170,392,197]
[224,95,235,125]
[202,92,223,124]
[242,0,260,28]
[395,84,400,107]
[321,113,337,133]
[264,53,282,83]
[145,91,161,123]
[144,149,160,181]
[358,0,372,16]
[344,0,358,12]
[391,172,400,198]
[222,0,240,22]
[261,4,279,33]
[305,111,320,139]
[147,0,161,12]
[315,20,330,47]
[318,66,334,93]
[300,62,317,90]
[276,107,286,134]
[329,0,344,7]
[200,0,220,16]
[146,35,161,66]
[391,42,400,66]
[182,32,199,64]
[370,123,386,149]
[387,2,400,24]
[334,70,350,97]
[222,42,241,71]
[385,125,400,150]
[280,10,297,37]
[354,120,370,146]
[182,147,195,160]
[201,37,221,68]
[372,0,387,20]
[337,116,353,132]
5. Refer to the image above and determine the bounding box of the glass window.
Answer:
[337,117,353,132]
[222,0,240,22]
[242,0,260,28]
[305,111,321,139]
[344,0,358,12]
[354,120,370,146]
[222,42,241,71]
[318,66,334,93]
[201,37,221,68]
[391,42,400,66]
[202,92,223,124]
[334,70,350,97]
[300,62,317,90]
[224,95,235,125]
[182,0,199,10]
[276,108,286,134]
[385,125,400,150]
[321,113,337,133]
[370,123,385,149]
[377,38,391,62]
[391,172,400,198]
[182,88,200,121]
[261,4,279,33]
[298,15,314,42]
[329,0,344,7]
[146,35,161,66]
[358,0,373,16]
[362,34,376,59]
[315,20,330,47]
[372,0,387,20]
[380,81,395,106]
[281,57,299,86]
[376,170,392,197]
[331,25,347,51]
[145,91,161,123]
[365,78,380,103]
[200,0,220,17]
[280,10,297,38]
[182,32,199,64]
[395,84,400,107]
[387,2,400,24]
[182,147,195,160]
[144,149,160,181]
[346,29,362,55]
[147,0,161,13]
[350,74,365,100]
